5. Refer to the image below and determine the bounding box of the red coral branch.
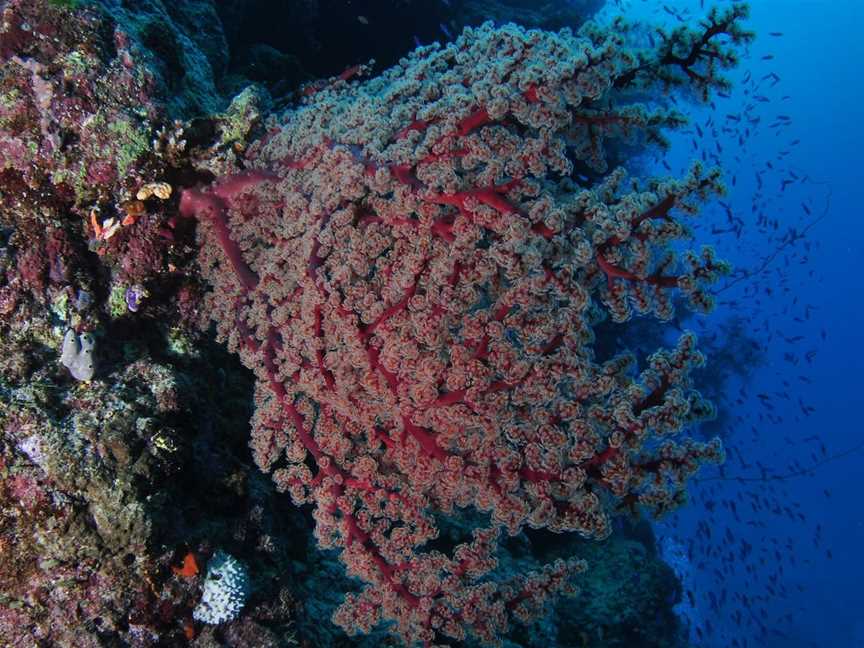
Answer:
[181,18,736,646]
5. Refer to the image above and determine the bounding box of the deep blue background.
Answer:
[615,0,864,646]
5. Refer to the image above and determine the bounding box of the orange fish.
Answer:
[172,552,199,578]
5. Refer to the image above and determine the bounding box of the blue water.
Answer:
[622,1,864,646]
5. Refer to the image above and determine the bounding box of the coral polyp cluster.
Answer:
[181,13,748,644]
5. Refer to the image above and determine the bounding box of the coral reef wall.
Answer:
[0,0,752,645]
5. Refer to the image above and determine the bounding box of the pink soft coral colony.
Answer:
[180,15,742,647]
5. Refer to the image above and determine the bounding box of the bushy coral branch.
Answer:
[612,2,755,100]
[181,13,740,646]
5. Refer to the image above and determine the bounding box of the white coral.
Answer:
[60,328,95,381]
[192,550,250,625]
